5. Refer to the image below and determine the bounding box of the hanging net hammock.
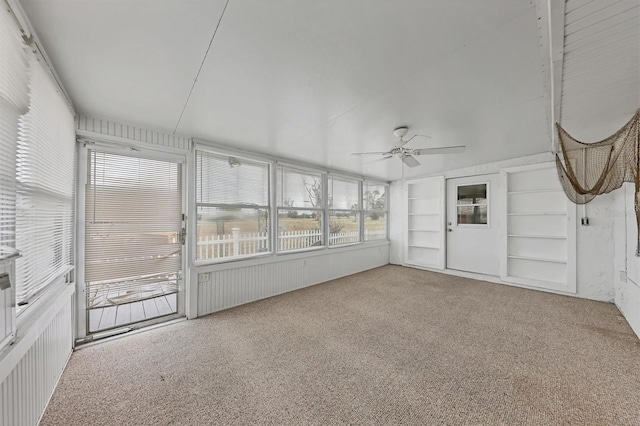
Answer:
[555,109,640,255]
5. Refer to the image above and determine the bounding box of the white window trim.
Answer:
[455,181,491,229]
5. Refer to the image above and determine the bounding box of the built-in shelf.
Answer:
[408,244,439,250]
[507,234,566,240]
[507,189,564,195]
[507,255,566,264]
[507,212,566,216]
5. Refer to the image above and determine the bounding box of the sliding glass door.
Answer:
[84,150,183,334]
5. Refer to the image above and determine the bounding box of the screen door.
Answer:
[85,150,183,334]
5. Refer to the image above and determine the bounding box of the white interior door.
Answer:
[446,174,500,275]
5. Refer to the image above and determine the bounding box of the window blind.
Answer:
[277,166,322,209]
[328,176,361,245]
[328,176,359,210]
[363,182,387,241]
[15,55,75,305]
[276,166,324,251]
[195,150,271,260]
[85,151,182,293]
[0,7,29,258]
[196,150,269,206]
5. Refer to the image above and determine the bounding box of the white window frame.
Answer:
[455,181,490,228]
[194,147,273,265]
[362,181,389,242]
[328,175,362,247]
[275,164,326,254]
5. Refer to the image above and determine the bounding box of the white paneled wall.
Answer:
[76,115,190,151]
[0,293,73,426]
[198,244,389,316]
[0,263,13,351]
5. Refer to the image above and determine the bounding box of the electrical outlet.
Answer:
[198,272,210,283]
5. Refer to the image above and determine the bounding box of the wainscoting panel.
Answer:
[76,115,190,151]
[0,296,73,426]
[198,244,389,317]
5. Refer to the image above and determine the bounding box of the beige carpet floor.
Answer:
[41,265,640,425]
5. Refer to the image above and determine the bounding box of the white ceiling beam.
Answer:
[535,0,567,153]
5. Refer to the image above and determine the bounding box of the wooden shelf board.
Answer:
[508,234,566,240]
[507,255,566,264]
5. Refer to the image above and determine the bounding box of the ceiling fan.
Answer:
[351,127,465,168]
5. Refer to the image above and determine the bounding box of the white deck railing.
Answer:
[197,228,385,259]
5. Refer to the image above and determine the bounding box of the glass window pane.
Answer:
[364,212,386,241]
[329,211,360,246]
[277,209,323,251]
[277,167,323,208]
[363,183,386,211]
[196,150,269,206]
[457,205,487,225]
[457,184,487,205]
[196,206,269,260]
[329,177,359,210]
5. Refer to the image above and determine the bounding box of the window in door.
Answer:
[456,183,488,226]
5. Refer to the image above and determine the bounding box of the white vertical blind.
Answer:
[15,54,75,306]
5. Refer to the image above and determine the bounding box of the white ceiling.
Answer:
[559,0,639,140]
[20,0,552,181]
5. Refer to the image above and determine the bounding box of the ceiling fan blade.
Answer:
[401,155,420,168]
[412,145,466,155]
[363,156,393,166]
[404,134,431,144]
[351,151,389,156]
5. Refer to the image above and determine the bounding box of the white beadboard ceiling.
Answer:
[559,0,640,140]
[20,0,555,181]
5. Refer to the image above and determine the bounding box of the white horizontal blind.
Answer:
[363,182,388,241]
[196,150,271,260]
[15,55,75,306]
[0,8,29,114]
[0,5,30,348]
[196,150,269,206]
[85,151,182,291]
[276,166,322,209]
[328,176,361,245]
[276,166,324,251]
[0,6,29,258]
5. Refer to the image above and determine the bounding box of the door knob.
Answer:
[448,228,452,232]
[447,222,452,225]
